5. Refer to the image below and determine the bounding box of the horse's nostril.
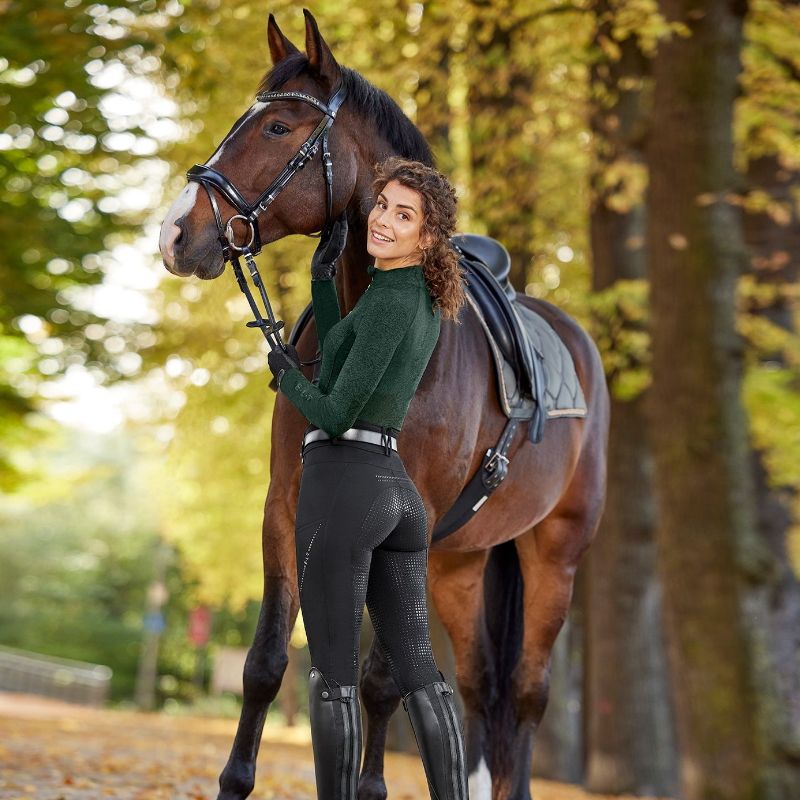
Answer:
[169,222,187,259]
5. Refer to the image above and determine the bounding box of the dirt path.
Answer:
[0,693,662,800]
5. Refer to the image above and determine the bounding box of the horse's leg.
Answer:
[357,636,400,800]
[505,508,600,800]
[217,498,300,800]
[428,549,493,800]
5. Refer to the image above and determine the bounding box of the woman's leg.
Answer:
[295,460,369,800]
[365,488,469,800]
[365,546,440,693]
[306,666,362,800]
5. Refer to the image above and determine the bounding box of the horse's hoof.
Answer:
[216,764,255,800]
[357,774,388,800]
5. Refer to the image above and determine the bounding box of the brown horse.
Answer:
[159,10,609,800]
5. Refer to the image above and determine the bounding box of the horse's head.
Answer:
[159,10,358,279]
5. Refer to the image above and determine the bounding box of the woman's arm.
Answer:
[309,213,348,350]
[311,277,341,351]
[279,288,414,437]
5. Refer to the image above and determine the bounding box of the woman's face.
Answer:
[366,180,432,265]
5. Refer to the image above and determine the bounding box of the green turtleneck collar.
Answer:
[367,262,426,285]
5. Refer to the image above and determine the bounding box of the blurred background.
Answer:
[1,1,798,799]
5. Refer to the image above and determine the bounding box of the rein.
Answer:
[186,82,348,355]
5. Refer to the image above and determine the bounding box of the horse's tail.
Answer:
[482,539,525,779]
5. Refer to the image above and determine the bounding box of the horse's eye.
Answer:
[266,123,290,136]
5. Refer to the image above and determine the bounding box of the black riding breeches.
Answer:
[295,425,441,696]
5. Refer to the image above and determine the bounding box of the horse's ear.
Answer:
[302,8,341,88]
[267,13,300,65]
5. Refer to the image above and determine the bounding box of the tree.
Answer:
[0,0,175,483]
[647,1,800,797]
[584,1,678,794]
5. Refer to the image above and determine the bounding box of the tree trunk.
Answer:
[742,154,800,347]
[584,4,678,793]
[646,1,798,798]
[741,153,800,795]
[585,395,679,795]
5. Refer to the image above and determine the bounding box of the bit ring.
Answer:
[225,215,256,252]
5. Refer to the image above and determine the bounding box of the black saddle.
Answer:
[451,234,547,443]
[451,234,515,302]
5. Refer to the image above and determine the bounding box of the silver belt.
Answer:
[302,427,398,452]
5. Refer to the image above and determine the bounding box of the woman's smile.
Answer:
[370,229,394,245]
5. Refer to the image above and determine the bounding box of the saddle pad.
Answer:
[512,302,587,418]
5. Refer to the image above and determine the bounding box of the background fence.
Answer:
[0,645,112,707]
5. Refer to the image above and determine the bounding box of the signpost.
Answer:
[134,542,171,710]
[188,605,211,691]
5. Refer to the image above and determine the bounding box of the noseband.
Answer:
[185,82,348,353]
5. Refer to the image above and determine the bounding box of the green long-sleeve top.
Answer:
[279,263,441,437]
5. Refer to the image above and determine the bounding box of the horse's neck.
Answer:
[337,214,372,313]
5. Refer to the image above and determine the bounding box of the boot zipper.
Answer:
[441,689,467,800]
[436,687,460,799]
[340,698,351,798]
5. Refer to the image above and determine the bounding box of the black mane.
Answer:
[259,53,434,167]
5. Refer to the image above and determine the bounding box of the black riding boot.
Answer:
[402,672,469,800]
[308,667,363,800]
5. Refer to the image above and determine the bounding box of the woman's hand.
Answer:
[311,212,348,281]
[268,343,302,388]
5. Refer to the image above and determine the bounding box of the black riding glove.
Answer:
[268,343,302,389]
[311,212,348,281]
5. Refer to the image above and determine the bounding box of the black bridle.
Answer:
[186,82,347,353]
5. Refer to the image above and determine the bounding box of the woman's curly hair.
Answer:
[371,157,466,323]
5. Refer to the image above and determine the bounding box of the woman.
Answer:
[268,157,468,800]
